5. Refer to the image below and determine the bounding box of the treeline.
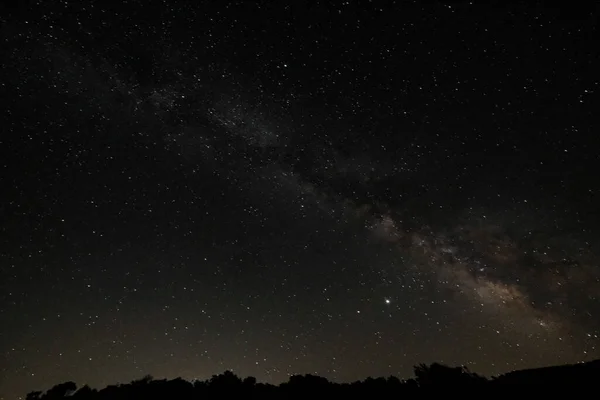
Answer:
[26,359,600,399]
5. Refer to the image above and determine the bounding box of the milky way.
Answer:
[1,3,599,399]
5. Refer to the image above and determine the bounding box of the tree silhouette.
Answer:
[25,391,42,400]
[71,385,95,399]
[414,363,487,386]
[41,382,77,399]
[20,359,600,398]
[206,370,242,395]
[242,376,256,386]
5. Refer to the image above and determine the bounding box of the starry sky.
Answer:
[1,1,599,398]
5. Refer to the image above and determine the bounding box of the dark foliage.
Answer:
[25,359,600,399]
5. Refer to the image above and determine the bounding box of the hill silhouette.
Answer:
[24,359,600,398]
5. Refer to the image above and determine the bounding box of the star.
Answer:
[1,3,598,399]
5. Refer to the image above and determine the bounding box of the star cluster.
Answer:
[1,2,599,399]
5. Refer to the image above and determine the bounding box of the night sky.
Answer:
[1,2,599,398]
